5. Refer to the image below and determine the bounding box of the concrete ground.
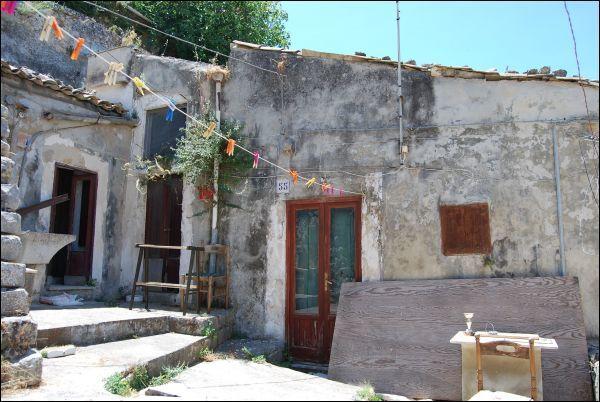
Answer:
[144,359,364,401]
[2,333,209,401]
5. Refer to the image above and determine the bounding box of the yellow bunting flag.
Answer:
[39,16,53,42]
[202,121,217,138]
[132,77,149,95]
[70,38,85,60]
[226,139,236,156]
[290,170,298,184]
[51,17,63,40]
[306,177,316,188]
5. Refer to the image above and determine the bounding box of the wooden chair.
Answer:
[179,245,230,313]
[475,334,538,400]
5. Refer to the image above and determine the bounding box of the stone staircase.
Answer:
[1,103,42,390]
[2,304,233,399]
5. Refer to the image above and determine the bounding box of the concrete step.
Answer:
[3,333,210,400]
[42,285,97,301]
[31,303,233,349]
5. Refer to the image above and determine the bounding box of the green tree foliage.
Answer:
[58,1,290,63]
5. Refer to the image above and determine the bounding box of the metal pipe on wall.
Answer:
[396,1,404,158]
[209,77,223,273]
[552,125,567,276]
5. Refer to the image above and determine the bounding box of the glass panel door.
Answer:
[295,209,320,314]
[328,207,356,314]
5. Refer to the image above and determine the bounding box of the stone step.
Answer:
[1,288,30,317]
[1,211,21,235]
[1,155,15,183]
[32,303,233,349]
[1,315,38,354]
[0,140,9,157]
[1,183,20,211]
[1,234,22,262]
[5,333,210,400]
[1,261,26,288]
[42,285,97,301]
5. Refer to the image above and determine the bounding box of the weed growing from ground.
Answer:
[355,383,383,401]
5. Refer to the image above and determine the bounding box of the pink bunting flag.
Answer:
[252,151,259,169]
[1,1,18,15]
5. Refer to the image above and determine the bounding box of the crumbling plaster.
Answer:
[220,46,599,340]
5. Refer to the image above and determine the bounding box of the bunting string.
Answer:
[22,1,364,196]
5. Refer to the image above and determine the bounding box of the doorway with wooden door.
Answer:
[48,164,98,285]
[144,175,183,286]
[286,196,362,363]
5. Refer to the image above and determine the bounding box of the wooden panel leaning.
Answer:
[328,276,592,401]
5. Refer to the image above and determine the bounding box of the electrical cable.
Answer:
[23,1,363,195]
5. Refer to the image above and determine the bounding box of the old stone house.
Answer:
[1,27,598,364]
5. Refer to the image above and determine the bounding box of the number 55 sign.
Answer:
[276,178,290,194]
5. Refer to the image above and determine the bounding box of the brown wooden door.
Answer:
[144,176,183,284]
[64,172,97,278]
[286,197,361,362]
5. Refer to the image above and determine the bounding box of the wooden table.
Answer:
[128,243,227,316]
[450,331,557,400]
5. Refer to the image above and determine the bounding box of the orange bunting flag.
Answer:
[132,77,149,95]
[51,17,63,40]
[202,121,216,138]
[306,177,316,188]
[39,16,53,42]
[226,139,236,156]
[290,170,298,184]
[70,38,85,60]
[321,182,332,193]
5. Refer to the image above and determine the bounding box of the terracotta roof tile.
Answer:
[1,59,128,115]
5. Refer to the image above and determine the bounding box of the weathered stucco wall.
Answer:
[1,3,121,87]
[1,74,134,295]
[220,45,599,340]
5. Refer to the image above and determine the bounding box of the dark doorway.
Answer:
[144,175,183,286]
[48,164,98,284]
[286,196,362,363]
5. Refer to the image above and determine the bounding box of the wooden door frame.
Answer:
[50,163,98,280]
[285,196,362,362]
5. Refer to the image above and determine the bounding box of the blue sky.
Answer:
[281,1,599,79]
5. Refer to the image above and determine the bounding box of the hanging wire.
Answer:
[563,1,599,207]
[81,0,283,76]
[22,1,363,196]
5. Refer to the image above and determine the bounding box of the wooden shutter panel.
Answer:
[440,203,491,255]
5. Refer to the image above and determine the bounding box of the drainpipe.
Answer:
[396,1,405,161]
[209,73,224,273]
[552,125,566,276]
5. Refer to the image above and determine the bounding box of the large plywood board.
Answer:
[328,277,592,401]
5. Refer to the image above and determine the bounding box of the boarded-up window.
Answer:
[144,105,187,158]
[439,203,492,256]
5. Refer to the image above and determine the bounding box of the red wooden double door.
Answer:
[286,197,362,363]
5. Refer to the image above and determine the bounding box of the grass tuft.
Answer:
[355,383,384,401]
[104,363,187,396]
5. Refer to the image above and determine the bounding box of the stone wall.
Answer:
[1,3,121,87]
[1,104,42,389]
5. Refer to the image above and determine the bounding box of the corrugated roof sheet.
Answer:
[1,59,128,115]
[232,41,599,87]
